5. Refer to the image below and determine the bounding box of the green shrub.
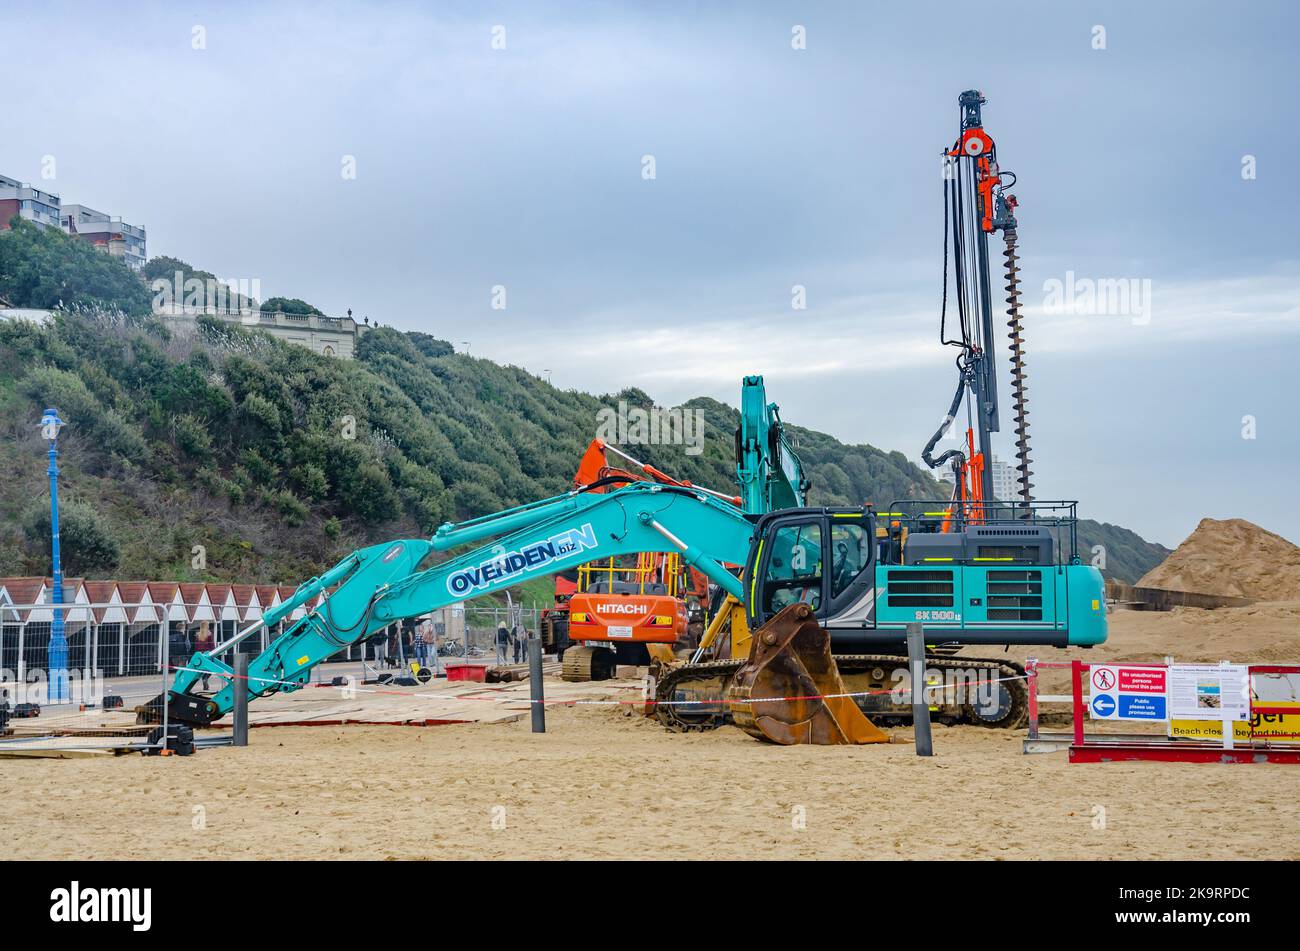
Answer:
[266,488,308,526]
[239,447,277,485]
[290,463,329,500]
[260,297,322,315]
[23,498,121,576]
[239,391,283,434]
[19,365,101,423]
[172,413,213,462]
[0,217,151,315]
[336,459,400,523]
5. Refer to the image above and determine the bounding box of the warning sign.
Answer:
[1168,664,1250,722]
[1119,668,1165,693]
[1170,671,1300,741]
[1169,714,1300,742]
[1088,664,1168,721]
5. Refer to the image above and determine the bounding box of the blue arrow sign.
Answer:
[1091,694,1116,718]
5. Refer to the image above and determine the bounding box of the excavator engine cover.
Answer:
[729,603,889,745]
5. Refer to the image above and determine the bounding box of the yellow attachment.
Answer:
[696,594,752,660]
[646,643,676,665]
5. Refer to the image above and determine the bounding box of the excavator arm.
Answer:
[736,374,809,514]
[161,482,755,725]
[692,375,811,663]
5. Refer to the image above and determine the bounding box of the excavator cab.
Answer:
[743,508,876,630]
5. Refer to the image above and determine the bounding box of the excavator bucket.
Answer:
[728,603,889,745]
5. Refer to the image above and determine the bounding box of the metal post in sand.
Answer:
[907,623,933,756]
[232,653,249,747]
[528,635,545,734]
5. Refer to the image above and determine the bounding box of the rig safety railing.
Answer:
[880,498,1082,563]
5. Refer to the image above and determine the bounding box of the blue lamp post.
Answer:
[40,407,69,703]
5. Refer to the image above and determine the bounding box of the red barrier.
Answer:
[1031,659,1300,764]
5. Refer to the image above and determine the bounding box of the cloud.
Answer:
[1024,266,1300,352]
[483,266,1300,402]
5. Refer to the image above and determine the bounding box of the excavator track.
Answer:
[841,653,1028,728]
[653,658,745,731]
[561,644,616,682]
[1003,227,1034,506]
[654,651,1028,732]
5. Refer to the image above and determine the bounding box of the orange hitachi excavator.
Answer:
[539,439,738,681]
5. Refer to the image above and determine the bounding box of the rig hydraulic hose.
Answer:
[921,373,970,472]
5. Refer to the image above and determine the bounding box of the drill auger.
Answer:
[1002,225,1034,507]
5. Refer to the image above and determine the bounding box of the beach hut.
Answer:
[82,580,127,674]
[115,582,158,675]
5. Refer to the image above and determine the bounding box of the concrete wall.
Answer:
[160,310,366,359]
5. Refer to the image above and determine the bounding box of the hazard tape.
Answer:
[168,664,1028,709]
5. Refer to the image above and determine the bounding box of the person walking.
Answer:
[495,622,509,665]
[420,617,442,675]
[413,617,429,667]
[194,621,214,690]
[165,623,192,679]
[370,630,388,671]
[512,624,524,664]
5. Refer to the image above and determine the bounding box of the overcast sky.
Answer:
[5,1,1297,547]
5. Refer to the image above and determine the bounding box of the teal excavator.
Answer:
[158,479,757,729]
[736,374,809,514]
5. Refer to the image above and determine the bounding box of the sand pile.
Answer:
[1137,517,1300,600]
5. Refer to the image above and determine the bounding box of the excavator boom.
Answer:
[162,483,754,726]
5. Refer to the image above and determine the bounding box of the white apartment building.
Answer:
[990,455,1020,501]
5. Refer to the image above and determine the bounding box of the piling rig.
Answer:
[923,89,1033,515]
